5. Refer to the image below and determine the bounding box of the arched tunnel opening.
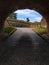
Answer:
[0,0,49,65]
[0,0,49,38]
[4,9,44,28]
[3,9,47,44]
[2,9,47,45]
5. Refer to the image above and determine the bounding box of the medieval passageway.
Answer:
[0,0,49,65]
[0,28,49,65]
[0,0,49,36]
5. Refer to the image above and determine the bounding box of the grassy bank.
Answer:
[4,27,16,34]
[33,27,47,35]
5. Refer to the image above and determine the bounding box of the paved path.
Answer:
[0,28,49,65]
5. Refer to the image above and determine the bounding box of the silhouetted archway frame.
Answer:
[0,0,49,36]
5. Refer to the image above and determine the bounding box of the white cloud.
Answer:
[14,9,42,22]
[14,9,30,15]
[34,17,42,22]
[14,9,38,17]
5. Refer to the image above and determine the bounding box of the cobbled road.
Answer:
[0,28,49,65]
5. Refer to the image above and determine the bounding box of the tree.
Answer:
[16,13,17,20]
[13,13,16,19]
[9,13,16,19]
[26,18,30,22]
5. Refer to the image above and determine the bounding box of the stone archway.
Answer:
[0,0,49,37]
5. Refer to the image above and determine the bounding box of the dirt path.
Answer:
[0,28,49,65]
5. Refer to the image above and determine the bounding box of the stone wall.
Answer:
[0,0,49,37]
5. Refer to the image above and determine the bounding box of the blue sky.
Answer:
[14,9,42,22]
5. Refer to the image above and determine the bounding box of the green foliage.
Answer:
[4,27,16,34]
[7,18,17,21]
[26,18,30,22]
[6,18,40,25]
[34,27,47,35]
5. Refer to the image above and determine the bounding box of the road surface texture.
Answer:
[0,28,49,65]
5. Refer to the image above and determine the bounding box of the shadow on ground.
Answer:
[18,35,33,47]
[0,35,49,65]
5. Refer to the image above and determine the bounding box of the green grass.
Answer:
[33,27,47,35]
[7,18,40,25]
[4,27,16,34]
